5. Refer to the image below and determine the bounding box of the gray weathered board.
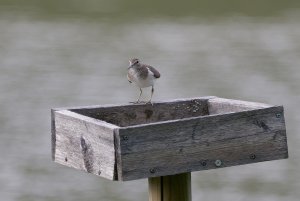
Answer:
[51,96,288,181]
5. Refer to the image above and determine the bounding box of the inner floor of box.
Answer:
[71,99,211,127]
[70,99,260,127]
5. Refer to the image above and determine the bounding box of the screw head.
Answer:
[250,154,256,160]
[122,136,128,140]
[149,168,156,174]
[201,161,207,166]
[276,113,281,118]
[215,159,222,167]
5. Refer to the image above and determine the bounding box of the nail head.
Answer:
[215,159,222,167]
[250,154,256,160]
[150,168,156,174]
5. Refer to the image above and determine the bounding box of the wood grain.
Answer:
[208,97,272,114]
[52,110,119,180]
[148,177,162,201]
[149,173,191,201]
[116,106,288,181]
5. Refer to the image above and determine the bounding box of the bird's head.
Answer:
[128,58,140,68]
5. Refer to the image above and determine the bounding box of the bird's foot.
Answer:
[129,101,140,104]
[146,101,153,106]
[130,100,147,104]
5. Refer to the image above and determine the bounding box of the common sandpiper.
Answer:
[127,58,161,103]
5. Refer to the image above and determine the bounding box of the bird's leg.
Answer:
[147,86,154,104]
[137,88,142,103]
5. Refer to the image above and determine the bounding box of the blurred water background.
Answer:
[1,1,300,201]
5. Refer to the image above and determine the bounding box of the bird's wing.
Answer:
[146,65,161,78]
[127,73,132,83]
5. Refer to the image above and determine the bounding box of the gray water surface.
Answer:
[0,2,300,201]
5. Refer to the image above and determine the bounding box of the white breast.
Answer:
[128,68,155,88]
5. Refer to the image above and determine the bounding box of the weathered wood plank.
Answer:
[119,130,287,179]
[70,97,215,127]
[116,106,288,181]
[52,110,119,180]
[148,173,191,201]
[208,97,272,115]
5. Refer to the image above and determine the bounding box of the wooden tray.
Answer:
[51,96,288,181]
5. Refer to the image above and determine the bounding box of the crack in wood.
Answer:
[191,121,199,141]
[80,136,94,173]
[253,119,270,131]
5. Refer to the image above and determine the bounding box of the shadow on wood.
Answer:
[149,173,191,201]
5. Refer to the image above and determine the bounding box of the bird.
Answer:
[127,58,161,103]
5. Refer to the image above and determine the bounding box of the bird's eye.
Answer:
[136,60,139,63]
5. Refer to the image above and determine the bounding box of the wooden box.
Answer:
[51,96,288,181]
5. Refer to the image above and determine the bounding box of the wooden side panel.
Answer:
[208,97,272,115]
[116,106,288,181]
[52,110,118,180]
